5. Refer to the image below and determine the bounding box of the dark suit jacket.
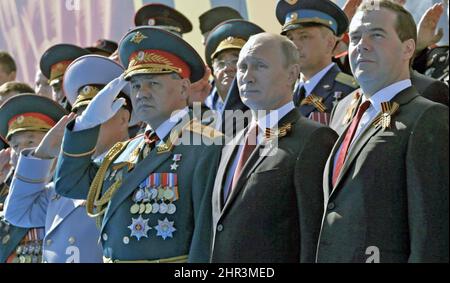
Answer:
[210,109,337,263]
[318,87,449,263]
[411,70,449,106]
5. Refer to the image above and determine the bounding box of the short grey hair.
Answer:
[279,37,300,68]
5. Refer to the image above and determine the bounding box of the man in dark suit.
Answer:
[210,33,337,263]
[317,1,448,263]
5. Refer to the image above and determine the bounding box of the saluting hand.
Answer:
[417,3,444,53]
[34,112,77,160]
[74,73,128,131]
[342,0,363,21]
[0,148,12,184]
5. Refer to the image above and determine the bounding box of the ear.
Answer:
[403,38,416,62]
[118,108,131,127]
[179,78,191,100]
[287,63,301,86]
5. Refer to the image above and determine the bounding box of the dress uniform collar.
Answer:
[298,62,335,96]
[145,107,189,141]
[362,79,412,114]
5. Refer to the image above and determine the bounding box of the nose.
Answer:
[356,34,371,53]
[240,67,254,85]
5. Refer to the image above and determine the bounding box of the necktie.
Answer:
[293,85,306,107]
[223,125,259,202]
[332,100,371,187]
[143,131,160,158]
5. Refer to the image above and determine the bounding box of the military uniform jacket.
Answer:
[318,87,449,263]
[3,149,103,263]
[294,64,358,125]
[210,109,337,263]
[55,114,222,263]
[1,174,43,263]
[411,70,449,107]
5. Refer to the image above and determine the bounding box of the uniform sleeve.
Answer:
[188,144,222,263]
[406,104,449,263]
[294,126,338,262]
[54,120,101,199]
[4,149,53,228]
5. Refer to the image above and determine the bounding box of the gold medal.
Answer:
[25,255,32,263]
[163,189,174,200]
[157,188,165,200]
[130,203,140,214]
[145,203,152,214]
[139,203,146,214]
[19,255,26,263]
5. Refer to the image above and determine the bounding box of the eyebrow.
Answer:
[350,27,387,35]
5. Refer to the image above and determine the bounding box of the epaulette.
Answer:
[335,72,359,88]
[185,119,224,139]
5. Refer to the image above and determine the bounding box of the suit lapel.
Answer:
[213,131,245,212]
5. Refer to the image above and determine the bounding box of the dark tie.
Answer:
[293,85,306,107]
[332,100,371,187]
[142,131,160,159]
[223,125,259,202]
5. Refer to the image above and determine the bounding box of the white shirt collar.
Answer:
[299,63,335,95]
[144,107,189,141]
[252,101,296,131]
[362,79,412,112]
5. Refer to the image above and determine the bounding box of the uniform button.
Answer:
[327,202,335,210]
[68,236,76,245]
[102,233,108,241]
[46,239,52,246]
[2,234,10,244]
[217,224,224,232]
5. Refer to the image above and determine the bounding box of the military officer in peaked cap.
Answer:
[86,39,118,57]
[54,26,223,263]
[199,6,243,45]
[276,0,358,126]
[134,3,192,37]
[3,55,133,263]
[39,44,90,111]
[204,20,264,118]
[0,94,67,263]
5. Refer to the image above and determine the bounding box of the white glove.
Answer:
[74,73,128,131]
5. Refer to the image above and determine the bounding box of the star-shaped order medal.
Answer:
[170,154,182,171]
[128,215,151,241]
[154,218,176,240]
[170,163,179,171]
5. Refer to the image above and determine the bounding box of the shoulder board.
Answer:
[184,119,224,139]
[113,136,145,164]
[335,72,359,88]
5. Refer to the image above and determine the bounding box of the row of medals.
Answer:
[13,241,43,263]
[1,220,43,263]
[130,183,177,215]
